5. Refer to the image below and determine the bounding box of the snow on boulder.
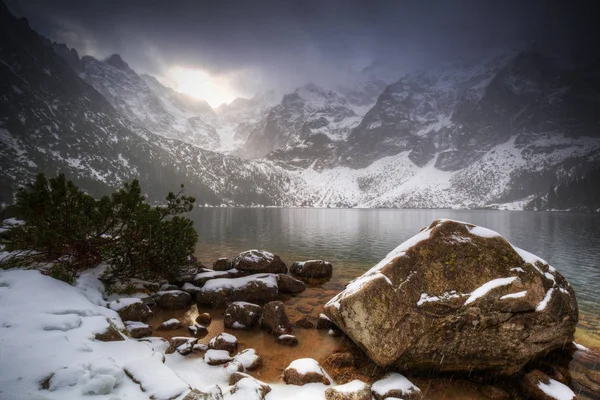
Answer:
[290,260,333,280]
[224,301,262,329]
[231,249,288,274]
[284,358,330,386]
[521,370,576,400]
[108,297,152,322]
[155,290,192,310]
[208,332,238,354]
[233,348,262,370]
[124,355,190,400]
[204,349,233,365]
[228,372,271,400]
[125,321,152,338]
[323,219,578,375]
[325,380,371,400]
[371,373,422,400]
[196,274,279,308]
[157,318,184,331]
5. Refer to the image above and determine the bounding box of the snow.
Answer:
[512,245,550,267]
[464,277,518,305]
[204,349,233,363]
[108,297,142,311]
[211,332,238,344]
[124,355,190,400]
[500,290,527,300]
[537,378,576,400]
[573,342,590,352]
[201,274,278,292]
[233,349,260,370]
[536,289,554,311]
[468,225,501,238]
[286,358,325,375]
[371,373,421,397]
[417,290,463,306]
[329,379,369,393]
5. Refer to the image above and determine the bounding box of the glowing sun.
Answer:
[165,66,236,107]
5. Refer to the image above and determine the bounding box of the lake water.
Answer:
[178,208,600,396]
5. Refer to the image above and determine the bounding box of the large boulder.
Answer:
[232,250,287,274]
[323,219,578,375]
[224,302,263,329]
[290,260,332,280]
[259,301,293,336]
[196,274,279,308]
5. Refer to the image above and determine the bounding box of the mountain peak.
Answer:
[105,54,130,71]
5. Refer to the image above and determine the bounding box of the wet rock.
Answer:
[233,349,262,371]
[324,220,579,374]
[232,249,287,274]
[208,332,238,354]
[188,323,209,337]
[325,380,371,400]
[204,349,233,365]
[371,373,422,400]
[109,298,152,322]
[295,304,314,314]
[295,316,315,329]
[284,358,330,386]
[325,352,354,368]
[196,312,212,326]
[229,373,271,399]
[213,258,233,271]
[316,313,338,330]
[224,302,262,329]
[277,334,299,346]
[290,260,333,280]
[521,370,576,400]
[260,301,293,336]
[166,336,197,354]
[182,385,223,400]
[277,274,306,294]
[156,290,192,310]
[157,318,184,331]
[196,274,279,308]
[480,384,511,400]
[125,321,152,338]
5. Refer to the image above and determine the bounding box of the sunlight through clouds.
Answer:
[162,66,238,107]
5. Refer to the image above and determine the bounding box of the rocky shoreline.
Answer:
[92,220,600,399]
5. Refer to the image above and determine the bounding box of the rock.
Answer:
[188,323,209,337]
[295,316,315,329]
[196,312,212,326]
[208,332,238,354]
[171,263,208,286]
[229,373,271,399]
[325,380,371,400]
[480,385,511,399]
[109,298,152,322]
[284,358,330,386]
[204,349,233,365]
[193,343,209,353]
[233,349,262,371]
[232,249,287,274]
[94,321,125,342]
[316,313,337,330]
[290,260,333,280]
[182,282,203,297]
[521,370,576,400]
[277,334,299,346]
[371,373,422,400]
[325,352,354,368]
[160,283,179,291]
[224,302,263,329]
[323,220,579,374]
[166,337,197,354]
[213,258,233,271]
[295,304,314,314]
[196,274,279,308]
[277,274,306,294]
[224,360,245,373]
[182,385,223,400]
[260,301,293,336]
[157,318,184,331]
[125,321,152,338]
[156,290,192,310]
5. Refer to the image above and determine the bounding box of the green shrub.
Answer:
[1,173,198,282]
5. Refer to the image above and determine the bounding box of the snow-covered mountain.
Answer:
[2,2,599,211]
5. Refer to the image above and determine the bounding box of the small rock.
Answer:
[166,336,197,354]
[229,373,271,399]
[193,343,209,353]
[157,318,184,331]
[521,370,576,400]
[277,334,299,346]
[213,258,233,271]
[480,384,511,400]
[295,316,315,329]
[177,341,195,355]
[204,349,233,365]
[125,321,152,338]
[325,352,354,368]
[208,332,238,354]
[188,323,209,337]
[109,298,152,322]
[233,348,262,371]
[260,301,293,336]
[284,358,330,386]
[94,322,125,342]
[224,302,262,329]
[182,385,223,400]
[325,380,371,400]
[277,274,306,294]
[224,360,245,373]
[196,313,212,326]
[290,260,333,280]
[372,373,422,400]
[156,290,192,310]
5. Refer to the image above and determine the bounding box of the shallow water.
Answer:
[160,208,600,396]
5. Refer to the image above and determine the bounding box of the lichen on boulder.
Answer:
[323,219,578,375]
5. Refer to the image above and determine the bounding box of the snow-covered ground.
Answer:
[0,268,334,400]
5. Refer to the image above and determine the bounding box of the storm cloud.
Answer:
[6,0,597,100]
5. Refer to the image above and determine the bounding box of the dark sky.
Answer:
[6,0,597,102]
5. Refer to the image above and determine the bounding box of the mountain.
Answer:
[0,3,308,207]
